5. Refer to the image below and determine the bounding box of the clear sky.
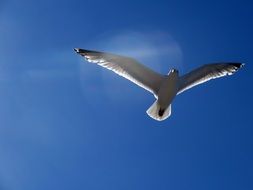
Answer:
[0,0,252,190]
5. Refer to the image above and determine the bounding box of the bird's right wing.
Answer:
[177,63,244,94]
[75,48,164,95]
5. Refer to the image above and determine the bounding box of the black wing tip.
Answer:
[74,48,80,53]
[74,48,101,54]
[74,48,89,54]
[230,63,245,69]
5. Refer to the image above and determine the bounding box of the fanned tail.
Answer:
[146,100,171,121]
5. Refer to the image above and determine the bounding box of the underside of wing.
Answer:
[177,63,244,94]
[74,48,164,95]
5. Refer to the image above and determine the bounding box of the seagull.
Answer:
[74,48,244,121]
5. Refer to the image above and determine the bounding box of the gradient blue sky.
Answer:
[0,0,252,190]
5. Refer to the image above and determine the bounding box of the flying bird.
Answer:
[74,48,244,121]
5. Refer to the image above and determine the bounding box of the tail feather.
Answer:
[146,100,171,121]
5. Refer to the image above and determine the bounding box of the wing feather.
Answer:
[178,63,244,94]
[74,48,164,95]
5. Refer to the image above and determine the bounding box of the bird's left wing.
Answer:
[177,63,244,94]
[74,48,164,95]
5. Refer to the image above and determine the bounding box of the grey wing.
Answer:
[177,63,244,94]
[74,48,164,95]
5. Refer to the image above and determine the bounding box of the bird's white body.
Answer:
[74,48,244,121]
[158,70,179,109]
[146,70,179,121]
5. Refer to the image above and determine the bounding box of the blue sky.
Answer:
[0,0,252,189]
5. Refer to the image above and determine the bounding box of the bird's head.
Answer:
[168,68,179,75]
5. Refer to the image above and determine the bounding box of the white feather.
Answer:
[177,63,244,94]
[74,48,164,96]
